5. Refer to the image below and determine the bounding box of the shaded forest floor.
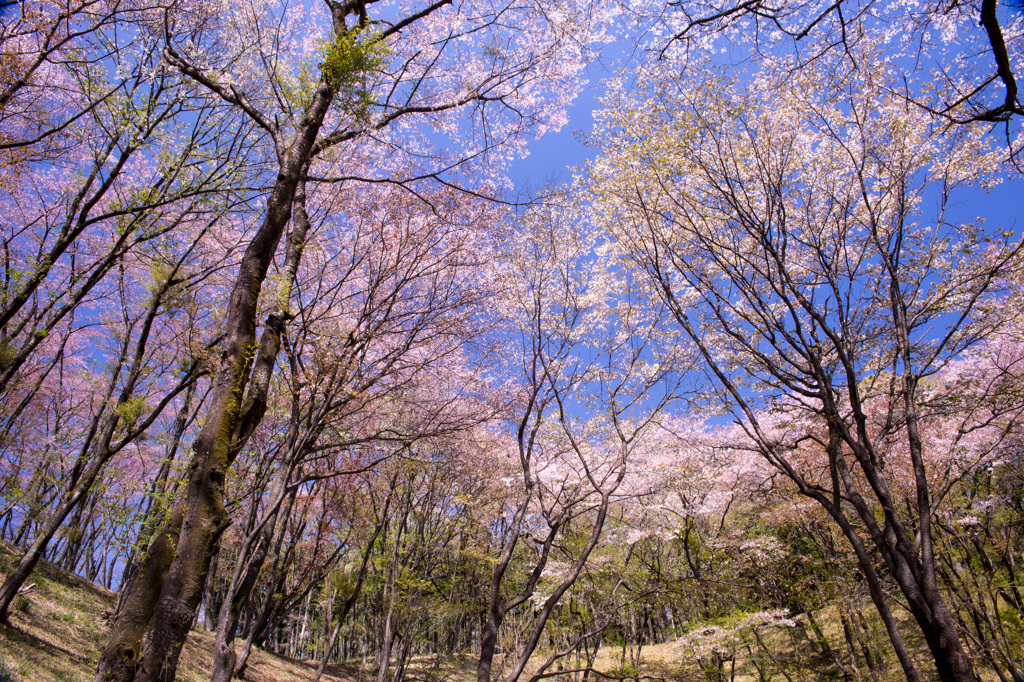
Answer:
[0,542,966,681]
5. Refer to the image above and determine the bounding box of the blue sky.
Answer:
[507,44,630,187]
[509,63,1023,238]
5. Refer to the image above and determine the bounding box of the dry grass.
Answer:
[0,543,349,682]
[0,548,915,682]
[1,541,995,682]
[513,609,927,682]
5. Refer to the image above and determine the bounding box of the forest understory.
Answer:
[0,542,1014,682]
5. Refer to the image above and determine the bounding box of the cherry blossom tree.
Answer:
[645,0,1024,134]
[207,180,504,682]
[89,0,611,677]
[0,198,239,621]
[920,322,1024,679]
[0,4,257,616]
[311,470,396,681]
[0,0,262,398]
[588,48,1023,682]
[0,243,210,619]
[474,197,688,682]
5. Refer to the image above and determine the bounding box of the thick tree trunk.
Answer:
[210,181,312,682]
[120,383,196,601]
[477,618,501,682]
[894,562,980,682]
[823,500,921,682]
[95,506,184,682]
[836,437,976,682]
[94,79,335,682]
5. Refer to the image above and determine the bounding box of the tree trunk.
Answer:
[477,617,501,682]
[210,484,296,682]
[210,176,313,682]
[94,77,336,681]
[94,506,183,682]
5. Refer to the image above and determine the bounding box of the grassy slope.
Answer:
[0,546,837,682]
[0,541,959,682]
[0,543,347,682]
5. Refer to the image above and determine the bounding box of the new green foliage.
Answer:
[320,27,387,96]
[279,26,387,122]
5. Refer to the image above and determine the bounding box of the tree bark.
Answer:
[95,506,183,682]
[94,77,335,680]
[210,178,312,682]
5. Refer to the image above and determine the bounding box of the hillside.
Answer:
[0,544,349,682]
[0,545,835,682]
[0,543,982,682]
